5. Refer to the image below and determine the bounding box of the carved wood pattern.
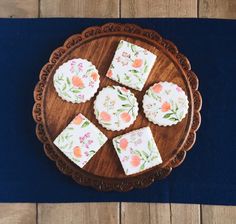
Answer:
[32,23,202,191]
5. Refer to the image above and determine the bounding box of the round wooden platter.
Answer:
[33,23,202,192]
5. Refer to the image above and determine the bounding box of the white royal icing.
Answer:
[94,86,139,131]
[143,82,189,126]
[53,58,100,103]
[106,40,157,91]
[54,113,107,168]
[112,127,162,175]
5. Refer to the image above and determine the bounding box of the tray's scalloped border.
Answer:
[32,23,202,192]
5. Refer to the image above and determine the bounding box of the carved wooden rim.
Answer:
[32,23,202,192]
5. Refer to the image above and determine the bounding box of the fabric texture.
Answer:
[0,18,235,204]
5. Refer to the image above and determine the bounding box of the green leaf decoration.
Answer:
[175,104,179,112]
[66,77,70,85]
[163,113,174,118]
[122,104,131,107]
[81,121,90,128]
[86,68,94,73]
[63,92,71,98]
[129,69,139,74]
[116,147,121,153]
[134,150,142,157]
[117,89,123,95]
[169,117,179,121]
[71,89,81,93]
[62,84,67,91]
[140,163,145,170]
[124,73,130,80]
[131,45,136,52]
[148,140,152,151]
[117,108,125,113]
[144,65,148,73]
[142,151,149,159]
[118,95,127,101]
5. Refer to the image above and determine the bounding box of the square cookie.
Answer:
[106,40,157,91]
[112,127,162,175]
[53,113,107,168]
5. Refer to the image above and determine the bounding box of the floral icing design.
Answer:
[94,86,139,131]
[53,58,100,103]
[112,127,162,175]
[106,40,157,91]
[53,113,107,168]
[143,82,189,126]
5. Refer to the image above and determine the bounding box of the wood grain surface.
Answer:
[150,203,171,223]
[40,0,119,17]
[0,0,38,17]
[199,0,236,19]
[0,203,36,224]
[38,203,119,224]
[33,24,201,191]
[201,205,236,224]
[121,0,197,17]
[0,0,235,223]
[170,204,200,224]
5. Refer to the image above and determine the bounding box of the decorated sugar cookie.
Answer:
[53,113,107,168]
[143,82,189,126]
[106,40,157,91]
[112,127,162,175]
[53,58,100,103]
[94,86,139,131]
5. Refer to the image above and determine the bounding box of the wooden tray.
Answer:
[33,23,202,192]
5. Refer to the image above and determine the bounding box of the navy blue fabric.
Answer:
[0,18,235,205]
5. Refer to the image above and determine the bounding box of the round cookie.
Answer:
[53,58,100,103]
[143,82,189,126]
[94,86,139,131]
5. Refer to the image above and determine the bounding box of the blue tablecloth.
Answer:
[0,18,235,205]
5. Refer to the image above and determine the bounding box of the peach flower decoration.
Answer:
[73,146,82,158]
[161,102,171,112]
[72,76,84,88]
[91,72,99,81]
[152,83,162,93]
[73,114,84,125]
[131,155,141,167]
[132,58,143,68]
[120,112,131,123]
[119,138,128,150]
[100,111,111,122]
